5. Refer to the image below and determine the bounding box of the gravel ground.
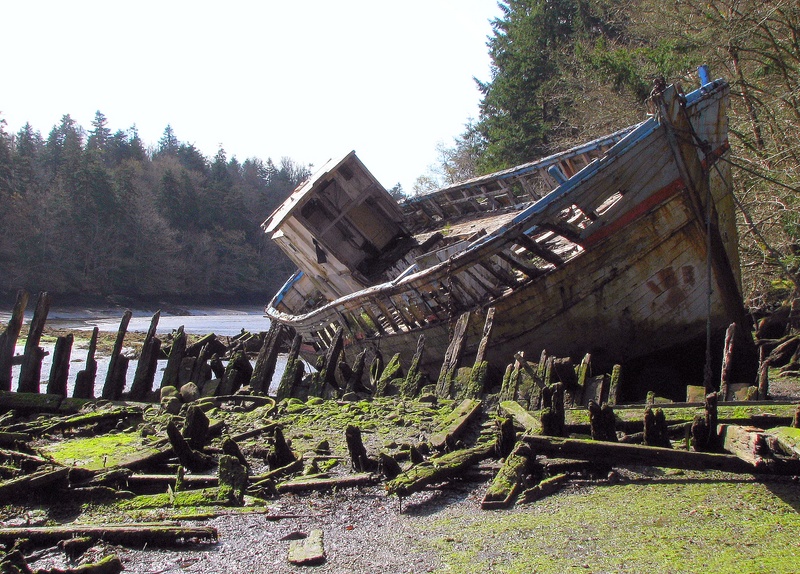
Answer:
[28,481,489,574]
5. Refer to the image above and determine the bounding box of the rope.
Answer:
[716,155,800,193]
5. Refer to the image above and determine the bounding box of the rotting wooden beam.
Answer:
[499,400,542,435]
[0,524,218,547]
[429,399,482,450]
[481,442,535,510]
[520,434,800,475]
[277,473,378,493]
[386,441,496,498]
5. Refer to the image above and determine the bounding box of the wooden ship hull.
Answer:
[262,77,747,390]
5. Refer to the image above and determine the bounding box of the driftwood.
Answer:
[0,467,69,500]
[464,308,496,398]
[766,426,800,458]
[720,323,737,399]
[643,406,672,448]
[429,399,481,450]
[0,290,29,392]
[268,427,297,470]
[2,553,123,574]
[540,382,565,437]
[588,401,617,442]
[161,326,186,390]
[344,349,368,395]
[182,405,210,449]
[399,335,426,398]
[345,425,373,472]
[0,524,217,547]
[18,292,51,393]
[385,441,496,497]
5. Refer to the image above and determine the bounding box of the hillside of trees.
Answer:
[428,0,799,310]
[0,115,309,305]
[2,0,797,311]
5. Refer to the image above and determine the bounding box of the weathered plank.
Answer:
[499,400,542,434]
[520,434,799,475]
[386,441,496,497]
[0,524,217,547]
[766,426,800,458]
[277,473,378,493]
[250,322,285,394]
[429,399,482,450]
[73,327,99,399]
[481,442,534,509]
[718,424,774,470]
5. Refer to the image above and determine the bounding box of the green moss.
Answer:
[41,432,149,470]
[415,479,800,573]
[120,488,219,510]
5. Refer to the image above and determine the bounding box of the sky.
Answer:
[3,0,503,193]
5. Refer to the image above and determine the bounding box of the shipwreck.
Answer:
[262,71,751,400]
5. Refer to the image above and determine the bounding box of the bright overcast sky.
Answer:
[3,0,502,193]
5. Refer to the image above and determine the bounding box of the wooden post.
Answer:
[0,289,29,392]
[345,425,373,472]
[344,349,368,395]
[276,334,303,401]
[250,323,285,394]
[436,311,471,399]
[46,334,73,396]
[605,364,621,405]
[757,359,770,401]
[322,327,344,391]
[220,351,253,395]
[130,311,161,401]
[161,326,186,389]
[400,335,426,398]
[102,310,132,400]
[720,323,736,400]
[73,327,99,399]
[18,292,51,393]
[588,400,617,442]
[464,308,495,398]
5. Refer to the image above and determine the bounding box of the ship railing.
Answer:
[399,125,638,232]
